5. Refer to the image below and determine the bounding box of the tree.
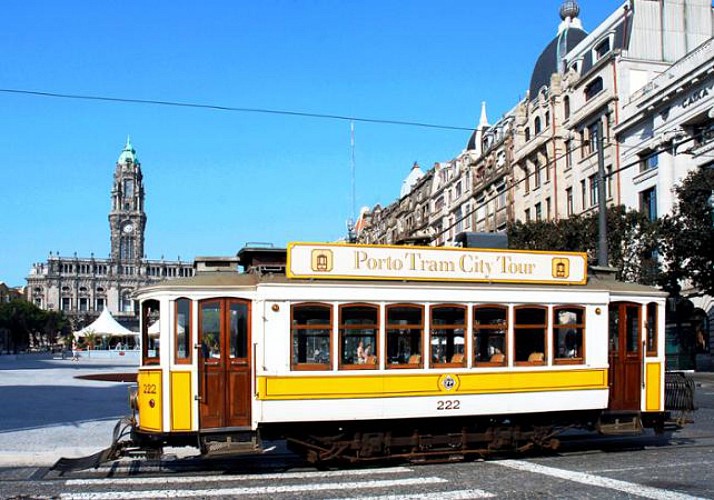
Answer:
[658,167,714,296]
[507,205,660,285]
[0,300,71,353]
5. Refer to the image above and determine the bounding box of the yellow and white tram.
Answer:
[102,242,684,465]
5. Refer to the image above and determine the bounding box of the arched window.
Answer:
[534,117,542,135]
[473,305,508,366]
[291,303,332,370]
[175,298,192,364]
[386,304,423,368]
[553,306,585,364]
[514,306,547,365]
[339,304,378,369]
[430,305,466,367]
[563,96,571,120]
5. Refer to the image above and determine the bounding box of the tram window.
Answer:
[609,306,620,353]
[473,306,507,366]
[200,302,221,359]
[646,303,657,356]
[291,303,332,370]
[142,299,161,365]
[340,304,379,369]
[175,298,192,364]
[514,306,547,365]
[386,304,423,368]
[553,306,584,364]
[626,306,639,353]
[229,302,249,359]
[430,305,466,368]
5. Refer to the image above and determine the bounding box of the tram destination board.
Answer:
[287,242,588,285]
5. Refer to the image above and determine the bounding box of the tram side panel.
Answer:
[255,299,612,426]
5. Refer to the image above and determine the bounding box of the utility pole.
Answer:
[596,118,609,267]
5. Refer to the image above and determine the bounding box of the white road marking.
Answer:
[65,465,413,486]
[59,477,447,500]
[497,459,706,500]
[591,460,714,473]
[326,489,495,500]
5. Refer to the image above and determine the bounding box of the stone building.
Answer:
[26,139,194,330]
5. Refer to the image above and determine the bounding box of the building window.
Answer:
[525,208,531,222]
[545,111,550,128]
[386,304,423,368]
[339,304,378,369]
[534,161,541,189]
[565,140,573,169]
[595,38,611,59]
[639,151,659,172]
[525,127,531,142]
[589,174,599,207]
[473,306,507,366]
[535,202,542,221]
[584,77,604,101]
[640,187,657,221]
[581,180,587,209]
[546,197,551,219]
[566,188,574,216]
[121,292,133,313]
[79,297,88,312]
[606,165,613,198]
[693,121,714,147]
[563,96,570,120]
[291,303,331,370]
[96,298,105,311]
[430,305,466,367]
[61,297,71,311]
[534,117,542,135]
[587,121,599,155]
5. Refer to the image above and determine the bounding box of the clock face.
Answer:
[123,224,134,234]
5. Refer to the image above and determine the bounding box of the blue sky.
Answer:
[0,0,623,287]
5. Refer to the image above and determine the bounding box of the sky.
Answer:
[0,0,624,287]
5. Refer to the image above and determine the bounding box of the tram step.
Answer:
[201,434,262,456]
[598,414,643,435]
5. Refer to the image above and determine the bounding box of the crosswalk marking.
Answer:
[65,465,413,486]
[325,489,495,500]
[496,459,706,500]
[59,477,448,500]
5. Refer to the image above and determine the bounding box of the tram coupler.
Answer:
[51,417,138,472]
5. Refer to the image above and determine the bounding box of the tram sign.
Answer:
[287,243,587,285]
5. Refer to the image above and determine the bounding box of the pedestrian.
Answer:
[71,339,79,361]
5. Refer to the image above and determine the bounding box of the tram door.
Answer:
[198,299,251,429]
[608,302,642,410]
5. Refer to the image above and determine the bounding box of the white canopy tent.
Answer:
[73,308,137,339]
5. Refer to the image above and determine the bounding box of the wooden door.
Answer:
[608,302,642,410]
[198,298,251,429]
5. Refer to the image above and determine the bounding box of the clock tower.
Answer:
[109,137,146,262]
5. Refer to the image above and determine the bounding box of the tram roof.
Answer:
[134,269,667,297]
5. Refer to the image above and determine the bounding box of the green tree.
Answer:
[507,205,660,285]
[658,167,714,296]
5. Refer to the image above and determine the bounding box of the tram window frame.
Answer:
[142,299,161,366]
[430,304,467,368]
[174,298,192,365]
[553,305,585,365]
[514,305,548,366]
[385,304,424,369]
[473,305,508,367]
[339,303,379,370]
[645,302,657,356]
[291,303,332,371]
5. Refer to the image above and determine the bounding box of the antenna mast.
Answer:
[347,120,357,242]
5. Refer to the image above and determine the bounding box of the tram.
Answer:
[54,241,694,470]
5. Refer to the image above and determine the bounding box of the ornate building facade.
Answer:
[26,139,194,329]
